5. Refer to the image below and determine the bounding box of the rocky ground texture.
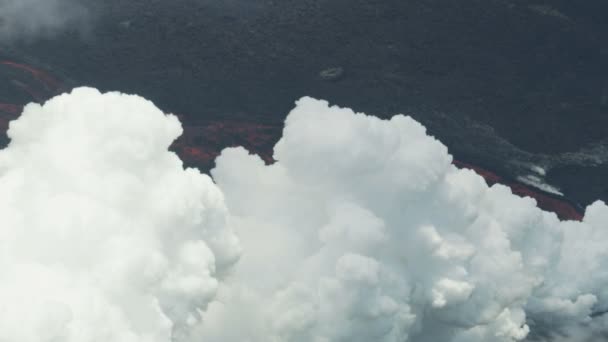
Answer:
[2,0,607,207]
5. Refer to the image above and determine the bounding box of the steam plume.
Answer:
[1,89,607,341]
[204,97,608,342]
[0,88,240,341]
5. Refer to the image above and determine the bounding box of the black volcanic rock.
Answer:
[3,0,607,207]
[0,54,589,220]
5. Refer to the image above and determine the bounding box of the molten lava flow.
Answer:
[0,103,21,115]
[172,119,278,170]
[1,60,62,91]
[173,123,585,221]
[510,183,583,221]
[0,58,585,221]
[0,59,66,135]
[454,160,583,221]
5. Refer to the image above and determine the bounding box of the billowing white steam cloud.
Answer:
[1,88,607,342]
[204,98,608,342]
[0,88,240,341]
[0,0,89,42]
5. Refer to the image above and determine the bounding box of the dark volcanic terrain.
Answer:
[0,55,587,220]
[2,0,607,208]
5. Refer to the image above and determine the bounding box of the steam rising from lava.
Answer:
[0,88,240,341]
[0,88,607,341]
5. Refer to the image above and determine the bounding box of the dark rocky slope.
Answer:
[3,0,607,207]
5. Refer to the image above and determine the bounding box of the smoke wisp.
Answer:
[0,0,90,43]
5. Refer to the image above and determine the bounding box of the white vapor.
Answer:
[205,98,608,342]
[0,88,240,341]
[0,0,89,42]
[1,89,607,342]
